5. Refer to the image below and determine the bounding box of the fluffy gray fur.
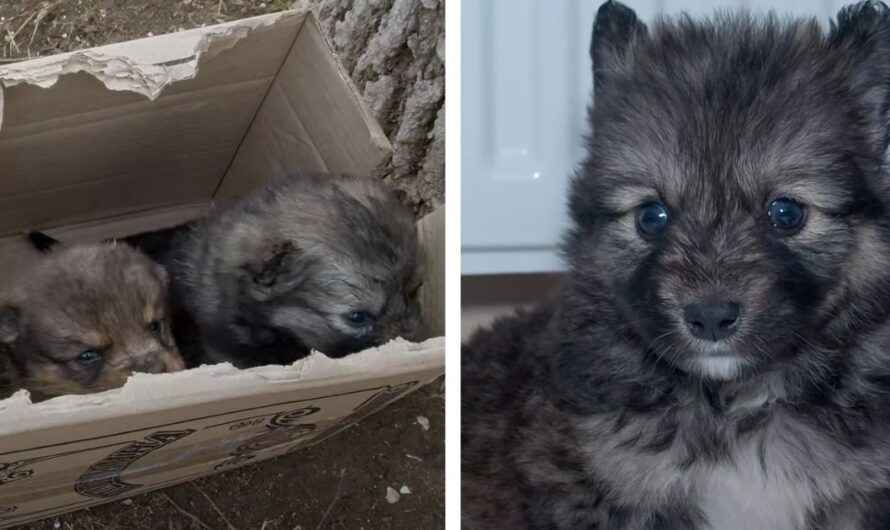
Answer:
[462,1,890,528]
[0,244,185,401]
[167,172,423,368]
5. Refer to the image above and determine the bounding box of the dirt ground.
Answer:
[18,379,445,530]
[0,1,445,528]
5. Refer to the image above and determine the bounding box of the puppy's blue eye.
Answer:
[767,198,806,232]
[147,321,162,334]
[637,202,669,236]
[78,350,102,363]
[345,311,370,327]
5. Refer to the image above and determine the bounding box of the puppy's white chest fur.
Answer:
[698,451,816,530]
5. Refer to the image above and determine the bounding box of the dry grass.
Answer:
[0,0,292,62]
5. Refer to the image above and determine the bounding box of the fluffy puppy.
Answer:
[0,244,185,401]
[463,2,890,529]
[165,172,423,368]
[28,174,424,368]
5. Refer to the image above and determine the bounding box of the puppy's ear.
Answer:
[26,231,62,253]
[0,305,21,347]
[152,263,169,287]
[590,1,646,90]
[831,1,890,152]
[242,241,311,301]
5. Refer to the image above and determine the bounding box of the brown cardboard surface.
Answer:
[0,11,305,236]
[0,10,444,526]
[0,341,443,527]
[217,15,391,198]
[419,208,446,335]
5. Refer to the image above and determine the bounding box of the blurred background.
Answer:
[461,0,857,339]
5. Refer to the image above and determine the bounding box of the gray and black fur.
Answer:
[463,2,890,528]
[29,174,423,368]
[168,173,423,367]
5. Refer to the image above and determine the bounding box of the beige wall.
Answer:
[461,273,563,341]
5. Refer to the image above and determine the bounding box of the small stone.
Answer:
[53,521,61,529]
[399,485,412,495]
[416,416,430,431]
[406,454,423,462]
[385,486,400,504]
[122,499,133,506]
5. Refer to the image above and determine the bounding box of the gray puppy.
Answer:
[463,1,890,529]
[165,172,423,368]
[0,244,185,401]
[28,174,423,368]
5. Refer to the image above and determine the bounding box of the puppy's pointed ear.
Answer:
[831,1,890,152]
[26,231,62,253]
[591,1,646,90]
[242,241,311,301]
[0,305,21,347]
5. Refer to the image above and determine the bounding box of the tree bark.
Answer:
[298,0,445,215]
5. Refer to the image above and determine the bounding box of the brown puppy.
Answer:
[0,243,185,401]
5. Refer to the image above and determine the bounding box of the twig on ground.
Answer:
[6,9,38,55]
[158,491,212,530]
[190,481,236,530]
[315,468,347,530]
[28,2,58,54]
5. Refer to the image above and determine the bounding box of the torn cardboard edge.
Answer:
[0,8,391,238]
[0,10,294,123]
[0,336,444,435]
[0,8,387,151]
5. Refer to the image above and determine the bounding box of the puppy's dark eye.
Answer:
[344,311,371,327]
[637,202,669,236]
[767,198,806,233]
[78,350,102,364]
[147,320,162,334]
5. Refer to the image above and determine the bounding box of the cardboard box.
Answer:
[0,10,444,527]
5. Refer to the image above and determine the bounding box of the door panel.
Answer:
[461,0,846,275]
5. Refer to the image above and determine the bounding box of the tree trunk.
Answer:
[298,0,445,215]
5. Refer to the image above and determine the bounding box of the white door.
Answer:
[461,0,849,275]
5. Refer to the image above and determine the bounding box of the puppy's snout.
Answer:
[683,299,741,342]
[128,350,185,374]
[129,356,165,374]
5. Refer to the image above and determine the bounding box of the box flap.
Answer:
[0,11,307,237]
[419,207,445,335]
[216,14,392,198]
[0,338,443,526]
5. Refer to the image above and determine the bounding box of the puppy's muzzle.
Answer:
[128,350,186,374]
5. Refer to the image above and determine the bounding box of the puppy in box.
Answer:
[29,172,425,368]
[0,243,185,402]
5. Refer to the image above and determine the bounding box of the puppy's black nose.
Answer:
[683,300,741,342]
